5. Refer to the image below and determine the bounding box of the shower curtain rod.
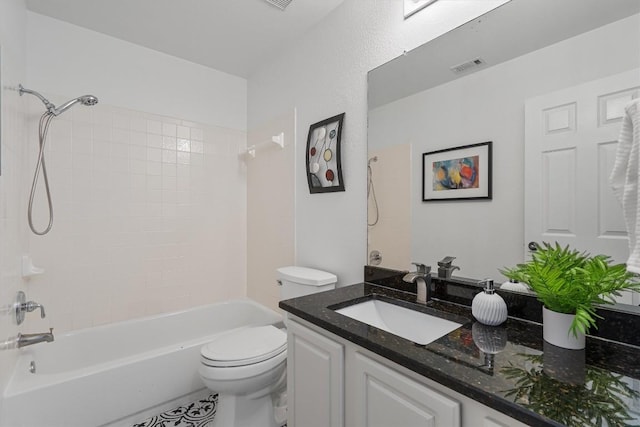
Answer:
[244,132,284,159]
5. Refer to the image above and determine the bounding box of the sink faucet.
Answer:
[437,256,460,279]
[16,328,54,348]
[403,262,431,303]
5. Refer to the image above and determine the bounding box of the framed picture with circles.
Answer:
[306,113,345,193]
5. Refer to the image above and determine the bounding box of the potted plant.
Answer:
[502,242,639,349]
[502,353,639,426]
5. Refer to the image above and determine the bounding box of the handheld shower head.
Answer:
[54,95,99,115]
[80,95,99,106]
[18,84,99,116]
[368,156,378,166]
[20,84,99,235]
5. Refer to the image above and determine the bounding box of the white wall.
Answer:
[247,111,296,312]
[368,15,640,280]
[368,144,411,271]
[248,0,509,286]
[0,0,28,404]
[26,12,247,131]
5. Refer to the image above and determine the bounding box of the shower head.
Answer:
[54,95,99,115]
[19,84,98,116]
[368,156,378,166]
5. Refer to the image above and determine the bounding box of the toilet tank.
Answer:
[277,266,337,301]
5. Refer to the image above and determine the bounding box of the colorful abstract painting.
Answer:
[422,141,492,201]
[432,155,479,191]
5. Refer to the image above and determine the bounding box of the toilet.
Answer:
[199,266,337,427]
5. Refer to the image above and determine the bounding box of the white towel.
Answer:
[610,98,640,273]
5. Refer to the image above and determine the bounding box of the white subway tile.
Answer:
[177,125,190,139]
[162,122,176,137]
[191,127,204,141]
[147,133,162,148]
[113,113,131,130]
[11,102,248,333]
[112,128,131,145]
[162,149,177,164]
[147,120,162,135]
[131,117,147,132]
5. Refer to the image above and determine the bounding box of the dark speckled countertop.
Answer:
[279,282,640,427]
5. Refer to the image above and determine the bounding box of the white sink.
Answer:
[335,299,462,345]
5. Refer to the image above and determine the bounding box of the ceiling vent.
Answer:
[450,58,486,75]
[264,0,294,10]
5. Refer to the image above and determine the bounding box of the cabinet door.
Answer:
[352,352,460,427]
[287,319,344,427]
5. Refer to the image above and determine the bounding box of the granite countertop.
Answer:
[279,282,640,427]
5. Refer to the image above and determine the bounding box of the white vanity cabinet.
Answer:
[286,315,529,427]
[286,319,345,427]
[349,351,460,427]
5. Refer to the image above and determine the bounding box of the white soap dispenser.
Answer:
[472,279,508,326]
[500,278,529,293]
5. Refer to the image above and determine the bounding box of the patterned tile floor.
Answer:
[132,394,287,427]
[133,394,217,427]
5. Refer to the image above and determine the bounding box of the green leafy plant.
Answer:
[502,353,639,427]
[501,242,640,337]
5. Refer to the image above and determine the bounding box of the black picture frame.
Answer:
[306,113,345,194]
[422,141,492,201]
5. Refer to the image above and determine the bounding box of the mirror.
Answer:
[0,45,2,176]
[367,0,640,306]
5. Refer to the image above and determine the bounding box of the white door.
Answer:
[524,69,640,304]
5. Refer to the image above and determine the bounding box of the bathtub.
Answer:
[1,299,283,427]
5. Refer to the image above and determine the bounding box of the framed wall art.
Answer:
[422,141,492,201]
[306,113,345,193]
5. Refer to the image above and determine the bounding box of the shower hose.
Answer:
[28,111,56,235]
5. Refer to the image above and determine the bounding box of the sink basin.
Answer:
[335,299,462,345]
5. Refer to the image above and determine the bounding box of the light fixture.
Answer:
[404,0,438,19]
[264,0,294,11]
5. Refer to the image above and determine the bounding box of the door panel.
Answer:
[525,69,640,304]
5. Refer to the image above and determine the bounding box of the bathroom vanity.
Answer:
[280,280,640,427]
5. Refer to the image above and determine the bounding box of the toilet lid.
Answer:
[201,325,287,367]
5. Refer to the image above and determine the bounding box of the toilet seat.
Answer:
[201,325,287,367]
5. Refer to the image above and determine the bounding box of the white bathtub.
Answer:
[1,299,283,427]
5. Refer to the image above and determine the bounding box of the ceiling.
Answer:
[25,0,345,78]
[368,0,640,109]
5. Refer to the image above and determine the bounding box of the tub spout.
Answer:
[16,328,54,348]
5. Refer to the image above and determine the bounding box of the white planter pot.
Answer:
[542,306,585,350]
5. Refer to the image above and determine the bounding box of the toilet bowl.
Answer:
[199,266,337,427]
[199,325,287,427]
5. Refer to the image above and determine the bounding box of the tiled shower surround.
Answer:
[22,96,247,333]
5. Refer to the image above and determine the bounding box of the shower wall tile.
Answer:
[22,99,247,334]
[0,83,29,393]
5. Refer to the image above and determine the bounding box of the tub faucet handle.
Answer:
[22,300,45,318]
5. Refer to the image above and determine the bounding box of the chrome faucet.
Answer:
[403,263,431,303]
[437,256,460,279]
[14,291,46,325]
[16,328,54,348]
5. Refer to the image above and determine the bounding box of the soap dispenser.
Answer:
[472,279,508,326]
[500,278,529,293]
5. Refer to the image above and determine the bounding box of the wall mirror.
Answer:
[367,0,640,307]
[0,45,3,176]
